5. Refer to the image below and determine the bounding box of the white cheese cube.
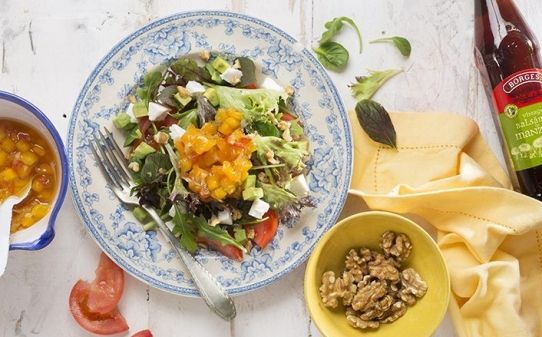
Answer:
[169,206,176,218]
[126,103,138,123]
[185,81,206,95]
[248,199,270,219]
[148,102,170,121]
[220,67,243,85]
[217,210,233,225]
[261,77,284,92]
[289,174,310,197]
[165,221,175,232]
[169,124,186,142]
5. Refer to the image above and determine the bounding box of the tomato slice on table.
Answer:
[69,280,129,335]
[86,253,125,315]
[197,236,244,261]
[132,329,154,337]
[252,210,279,249]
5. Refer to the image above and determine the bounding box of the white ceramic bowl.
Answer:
[0,91,68,250]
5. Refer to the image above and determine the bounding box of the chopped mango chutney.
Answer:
[0,120,58,233]
[176,108,255,201]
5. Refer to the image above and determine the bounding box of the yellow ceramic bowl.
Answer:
[305,211,450,337]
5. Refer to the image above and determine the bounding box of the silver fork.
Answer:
[89,127,236,321]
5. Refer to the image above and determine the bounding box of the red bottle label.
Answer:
[492,68,542,171]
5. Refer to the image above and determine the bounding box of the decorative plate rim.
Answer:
[67,10,353,296]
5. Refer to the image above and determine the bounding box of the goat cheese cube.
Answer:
[261,77,284,92]
[148,102,170,121]
[248,199,270,219]
[169,124,186,142]
[220,67,243,85]
[289,174,310,197]
[217,209,233,225]
[126,103,138,123]
[185,81,206,95]
[169,206,176,218]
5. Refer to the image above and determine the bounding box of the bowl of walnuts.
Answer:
[304,211,450,337]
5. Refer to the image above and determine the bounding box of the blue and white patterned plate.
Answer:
[68,11,352,296]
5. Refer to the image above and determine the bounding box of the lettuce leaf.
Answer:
[214,85,287,122]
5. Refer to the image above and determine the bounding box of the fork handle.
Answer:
[141,205,237,321]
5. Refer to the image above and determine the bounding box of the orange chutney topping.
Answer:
[175,108,255,201]
[0,120,58,233]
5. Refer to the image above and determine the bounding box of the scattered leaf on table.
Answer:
[314,42,350,72]
[349,69,402,101]
[370,36,412,57]
[355,99,397,148]
[319,16,363,53]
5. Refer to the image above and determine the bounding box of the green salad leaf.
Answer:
[259,183,296,208]
[198,223,246,251]
[370,36,412,57]
[177,108,198,129]
[319,16,363,53]
[124,126,142,147]
[196,96,217,124]
[134,68,165,115]
[140,152,173,183]
[349,69,402,101]
[172,205,198,253]
[253,136,310,171]
[314,42,350,72]
[253,121,281,137]
[156,85,179,107]
[235,57,257,88]
[171,57,211,82]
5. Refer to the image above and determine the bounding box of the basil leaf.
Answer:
[370,36,412,57]
[355,99,397,149]
[253,120,281,137]
[314,42,349,71]
[171,57,211,82]
[235,57,257,88]
[140,152,173,183]
[349,69,402,101]
[320,17,363,53]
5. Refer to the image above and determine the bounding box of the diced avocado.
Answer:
[211,56,230,74]
[173,93,192,107]
[133,206,149,223]
[203,88,219,106]
[113,113,132,129]
[205,63,223,84]
[133,101,148,118]
[244,175,256,189]
[243,187,264,201]
[290,120,304,137]
[132,142,156,161]
[234,227,247,243]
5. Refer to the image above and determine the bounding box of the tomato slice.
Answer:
[69,280,129,335]
[280,113,296,121]
[197,236,243,261]
[132,330,153,337]
[252,210,279,249]
[86,253,125,315]
[244,83,258,89]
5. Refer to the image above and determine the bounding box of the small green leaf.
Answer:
[123,126,142,147]
[253,121,281,137]
[140,153,173,183]
[172,205,198,253]
[370,36,412,57]
[355,99,397,148]
[320,17,363,53]
[235,57,257,88]
[198,223,246,251]
[349,69,402,101]
[314,42,349,71]
[171,57,211,82]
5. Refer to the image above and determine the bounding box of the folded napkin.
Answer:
[348,111,542,337]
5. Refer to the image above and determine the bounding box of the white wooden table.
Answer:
[1,0,541,336]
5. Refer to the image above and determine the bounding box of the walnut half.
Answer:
[380,231,413,262]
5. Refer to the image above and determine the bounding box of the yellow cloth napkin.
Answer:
[348,111,542,337]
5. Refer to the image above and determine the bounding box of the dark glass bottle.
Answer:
[475,0,542,200]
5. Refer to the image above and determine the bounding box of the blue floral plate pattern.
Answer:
[68,11,352,296]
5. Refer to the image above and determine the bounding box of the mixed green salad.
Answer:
[112,52,314,260]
